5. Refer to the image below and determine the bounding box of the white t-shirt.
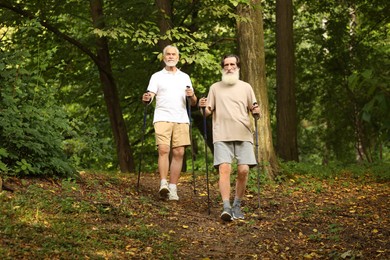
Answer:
[147,68,193,123]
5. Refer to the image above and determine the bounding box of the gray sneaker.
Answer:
[220,207,233,221]
[232,205,245,220]
[159,182,169,199]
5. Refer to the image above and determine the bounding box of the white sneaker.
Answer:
[168,187,179,201]
[159,182,169,199]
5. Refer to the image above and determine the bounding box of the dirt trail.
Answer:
[136,172,389,259]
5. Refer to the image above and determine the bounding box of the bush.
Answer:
[0,50,75,177]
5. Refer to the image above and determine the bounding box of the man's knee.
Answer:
[219,163,231,175]
[237,165,249,177]
[158,145,170,156]
[171,147,184,158]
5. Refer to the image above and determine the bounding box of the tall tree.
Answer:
[89,0,134,172]
[237,0,278,178]
[275,0,298,161]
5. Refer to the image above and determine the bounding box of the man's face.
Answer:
[221,57,239,85]
[163,47,179,67]
[222,57,238,74]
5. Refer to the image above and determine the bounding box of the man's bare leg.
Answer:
[219,163,233,221]
[158,144,170,198]
[169,146,185,185]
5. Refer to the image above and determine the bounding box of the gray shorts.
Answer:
[213,141,257,168]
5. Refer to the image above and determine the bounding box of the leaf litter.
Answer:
[0,171,388,259]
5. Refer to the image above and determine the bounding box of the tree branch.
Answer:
[0,1,102,70]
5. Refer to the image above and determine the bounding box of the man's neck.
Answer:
[165,66,177,73]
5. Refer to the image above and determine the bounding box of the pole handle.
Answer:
[252,102,260,120]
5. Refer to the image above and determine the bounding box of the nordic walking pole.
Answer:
[186,86,196,194]
[253,102,261,208]
[202,105,211,215]
[137,91,149,193]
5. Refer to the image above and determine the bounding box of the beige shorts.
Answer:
[154,122,190,148]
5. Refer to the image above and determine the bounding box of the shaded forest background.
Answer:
[0,0,389,179]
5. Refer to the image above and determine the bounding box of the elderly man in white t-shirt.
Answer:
[199,54,260,221]
[142,45,197,201]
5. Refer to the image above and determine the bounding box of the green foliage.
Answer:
[0,48,75,176]
[0,148,9,172]
[279,161,390,181]
[247,168,269,193]
[1,0,388,174]
[291,0,389,163]
[63,119,117,171]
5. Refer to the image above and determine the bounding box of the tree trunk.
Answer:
[155,0,173,51]
[237,0,278,179]
[90,0,135,172]
[276,0,299,161]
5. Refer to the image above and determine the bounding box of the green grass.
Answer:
[278,161,390,181]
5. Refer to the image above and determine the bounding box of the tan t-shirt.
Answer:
[207,80,257,143]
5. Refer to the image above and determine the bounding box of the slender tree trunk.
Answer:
[90,0,134,172]
[155,0,173,51]
[276,0,299,161]
[347,5,371,163]
[237,0,278,179]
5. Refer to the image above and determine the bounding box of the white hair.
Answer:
[163,45,180,56]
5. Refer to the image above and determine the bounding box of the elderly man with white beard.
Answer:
[199,54,260,221]
[142,45,197,201]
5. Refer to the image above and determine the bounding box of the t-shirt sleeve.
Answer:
[207,85,216,111]
[248,84,257,107]
[147,73,158,94]
[185,75,193,89]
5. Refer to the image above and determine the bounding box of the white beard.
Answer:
[221,69,240,85]
[164,60,178,67]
